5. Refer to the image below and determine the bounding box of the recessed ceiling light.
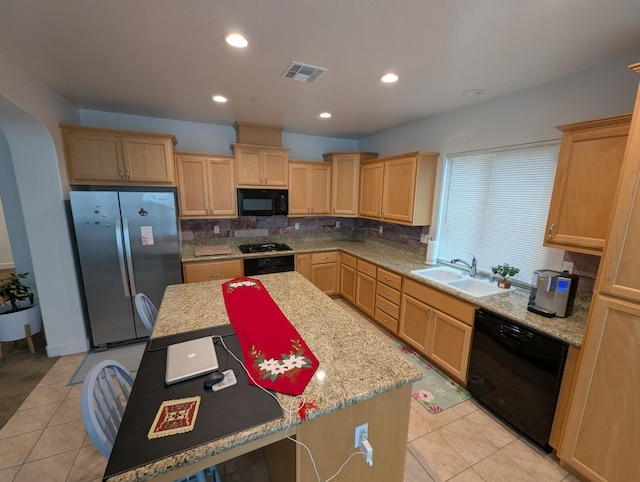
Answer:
[319,112,332,119]
[212,95,228,103]
[380,73,399,83]
[225,33,248,48]
[462,89,485,97]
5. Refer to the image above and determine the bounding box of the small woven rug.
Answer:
[394,342,471,413]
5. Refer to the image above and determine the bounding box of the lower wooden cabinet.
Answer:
[374,267,402,334]
[183,260,243,283]
[296,251,339,295]
[295,254,312,281]
[355,259,377,317]
[399,278,475,384]
[340,253,357,304]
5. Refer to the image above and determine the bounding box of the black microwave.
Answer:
[237,188,288,216]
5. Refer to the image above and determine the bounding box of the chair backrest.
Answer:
[135,293,158,335]
[81,360,134,459]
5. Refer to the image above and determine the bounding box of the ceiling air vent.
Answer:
[282,61,328,82]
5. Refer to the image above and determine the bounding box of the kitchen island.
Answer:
[106,271,421,482]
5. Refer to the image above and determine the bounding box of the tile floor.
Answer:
[0,299,581,482]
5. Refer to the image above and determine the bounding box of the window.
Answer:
[437,143,560,285]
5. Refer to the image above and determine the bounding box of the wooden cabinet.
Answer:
[374,267,402,334]
[544,114,631,256]
[558,64,640,481]
[339,253,357,304]
[297,251,339,295]
[232,144,289,188]
[358,151,439,226]
[175,153,236,218]
[311,251,339,295]
[355,259,377,318]
[323,151,378,217]
[183,259,243,283]
[61,125,176,186]
[288,161,331,216]
[400,278,475,383]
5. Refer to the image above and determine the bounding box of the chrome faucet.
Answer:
[451,255,477,277]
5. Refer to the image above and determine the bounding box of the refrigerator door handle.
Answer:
[122,217,138,296]
[115,217,131,297]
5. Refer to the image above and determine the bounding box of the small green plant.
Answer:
[0,272,35,313]
[490,263,520,281]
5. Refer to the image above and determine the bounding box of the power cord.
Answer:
[212,335,369,482]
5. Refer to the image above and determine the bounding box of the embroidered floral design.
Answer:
[251,339,313,383]
[225,279,261,293]
[297,400,318,420]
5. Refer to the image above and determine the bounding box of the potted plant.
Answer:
[491,264,520,289]
[0,272,42,346]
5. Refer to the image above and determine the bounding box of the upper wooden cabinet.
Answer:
[544,114,631,256]
[359,151,439,226]
[61,125,177,186]
[323,152,378,217]
[175,152,237,218]
[232,144,289,188]
[288,161,331,216]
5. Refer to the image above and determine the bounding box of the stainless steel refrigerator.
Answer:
[70,191,182,347]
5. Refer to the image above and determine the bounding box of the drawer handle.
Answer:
[384,276,391,281]
[384,291,391,296]
[209,273,220,278]
[548,223,555,240]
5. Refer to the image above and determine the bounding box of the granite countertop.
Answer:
[111,271,421,481]
[182,238,588,346]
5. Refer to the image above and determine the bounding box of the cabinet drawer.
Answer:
[376,294,400,319]
[341,252,357,269]
[374,308,399,334]
[377,267,402,291]
[376,282,401,305]
[183,260,243,283]
[312,251,339,264]
[403,278,476,325]
[357,259,377,276]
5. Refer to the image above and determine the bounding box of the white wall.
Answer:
[79,110,357,160]
[0,197,14,270]
[0,54,89,356]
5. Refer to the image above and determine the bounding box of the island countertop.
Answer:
[116,271,421,481]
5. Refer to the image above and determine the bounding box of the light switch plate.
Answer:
[561,261,574,274]
[214,225,220,234]
[295,223,300,230]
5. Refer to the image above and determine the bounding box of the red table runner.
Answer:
[221,277,319,396]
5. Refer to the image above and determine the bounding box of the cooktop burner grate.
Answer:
[238,243,292,253]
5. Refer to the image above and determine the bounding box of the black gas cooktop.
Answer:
[237,243,292,254]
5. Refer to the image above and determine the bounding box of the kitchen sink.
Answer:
[410,267,463,282]
[410,267,514,299]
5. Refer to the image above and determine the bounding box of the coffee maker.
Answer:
[527,269,579,318]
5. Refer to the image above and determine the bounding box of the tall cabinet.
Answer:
[558,62,640,482]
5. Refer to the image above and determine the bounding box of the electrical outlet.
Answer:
[294,223,300,230]
[354,423,368,448]
[561,261,574,274]
[336,220,340,228]
[420,234,429,244]
[213,225,220,234]
[379,225,383,234]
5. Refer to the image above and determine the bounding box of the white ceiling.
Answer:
[1,0,640,139]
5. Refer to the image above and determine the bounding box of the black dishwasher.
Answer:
[467,309,568,452]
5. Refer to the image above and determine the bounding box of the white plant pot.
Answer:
[0,304,42,342]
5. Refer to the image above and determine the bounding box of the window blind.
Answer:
[437,143,560,285]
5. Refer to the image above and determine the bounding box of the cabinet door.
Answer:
[355,272,376,318]
[382,157,416,223]
[288,163,310,215]
[331,154,360,216]
[122,136,175,184]
[263,150,288,187]
[399,294,431,353]
[544,117,630,255]
[183,260,243,283]
[207,158,237,217]
[309,164,331,214]
[176,155,209,217]
[63,130,124,183]
[558,294,640,481]
[295,254,312,281]
[312,262,338,295]
[359,162,384,219]
[340,263,356,304]
[235,147,263,186]
[427,309,472,383]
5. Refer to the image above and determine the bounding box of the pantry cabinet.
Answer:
[183,259,243,283]
[558,63,640,481]
[544,114,631,256]
[288,161,331,216]
[358,151,439,226]
[323,151,378,217]
[61,125,176,186]
[175,153,237,218]
[232,144,289,188]
[400,278,475,384]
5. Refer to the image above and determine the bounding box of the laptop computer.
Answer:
[165,336,219,385]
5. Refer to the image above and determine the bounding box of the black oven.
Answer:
[237,189,288,216]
